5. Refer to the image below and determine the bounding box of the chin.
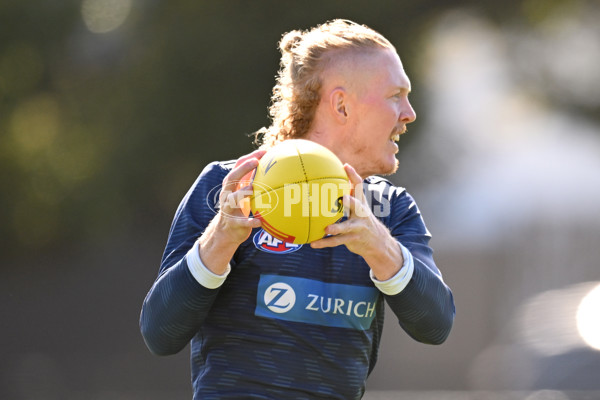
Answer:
[382,161,399,176]
[371,158,399,176]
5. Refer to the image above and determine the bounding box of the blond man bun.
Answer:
[254,19,394,148]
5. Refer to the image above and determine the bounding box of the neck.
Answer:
[304,131,369,177]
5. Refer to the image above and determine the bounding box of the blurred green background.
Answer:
[2,0,600,399]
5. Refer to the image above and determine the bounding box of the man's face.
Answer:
[344,49,416,176]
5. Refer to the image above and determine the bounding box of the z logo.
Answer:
[264,282,295,313]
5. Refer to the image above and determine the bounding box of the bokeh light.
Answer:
[517,282,600,357]
[577,283,600,351]
[9,94,60,156]
[81,0,132,34]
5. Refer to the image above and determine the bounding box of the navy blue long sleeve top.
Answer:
[140,161,455,399]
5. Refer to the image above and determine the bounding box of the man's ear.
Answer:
[330,87,348,122]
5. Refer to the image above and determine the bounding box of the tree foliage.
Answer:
[0,0,596,256]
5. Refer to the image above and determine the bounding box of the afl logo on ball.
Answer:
[253,229,302,254]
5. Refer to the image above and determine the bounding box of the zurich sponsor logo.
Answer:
[253,229,302,254]
[255,275,379,330]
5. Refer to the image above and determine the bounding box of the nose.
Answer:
[400,98,416,124]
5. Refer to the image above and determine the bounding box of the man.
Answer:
[140,19,455,399]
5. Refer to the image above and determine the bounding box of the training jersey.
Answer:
[140,160,455,400]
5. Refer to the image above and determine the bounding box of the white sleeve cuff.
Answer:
[186,242,231,289]
[369,242,414,296]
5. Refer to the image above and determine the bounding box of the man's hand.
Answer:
[214,150,266,244]
[198,149,266,275]
[310,164,403,281]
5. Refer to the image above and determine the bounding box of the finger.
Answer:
[224,149,267,192]
[343,192,373,219]
[236,170,255,192]
[223,157,260,192]
[219,211,262,229]
[248,217,263,228]
[325,217,355,236]
[221,184,254,213]
[344,163,363,185]
[234,149,267,168]
[343,164,365,202]
[234,184,255,213]
[310,235,343,249]
[342,193,360,219]
[236,184,254,196]
[311,231,359,249]
[239,215,262,228]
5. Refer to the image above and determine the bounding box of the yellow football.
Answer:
[250,139,350,244]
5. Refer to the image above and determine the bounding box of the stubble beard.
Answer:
[380,157,399,176]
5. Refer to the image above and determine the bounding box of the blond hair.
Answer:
[254,19,395,148]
